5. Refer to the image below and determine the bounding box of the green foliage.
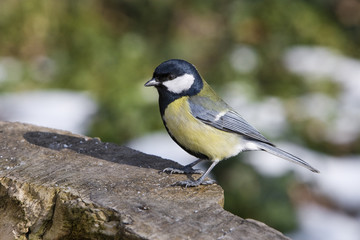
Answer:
[213,158,298,232]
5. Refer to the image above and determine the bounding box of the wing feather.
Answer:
[188,96,273,145]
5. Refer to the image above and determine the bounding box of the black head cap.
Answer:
[153,59,197,80]
[145,59,203,97]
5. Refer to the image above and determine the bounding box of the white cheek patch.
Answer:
[163,73,195,94]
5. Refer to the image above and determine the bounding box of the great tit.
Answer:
[145,59,319,187]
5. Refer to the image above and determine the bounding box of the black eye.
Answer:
[168,74,176,80]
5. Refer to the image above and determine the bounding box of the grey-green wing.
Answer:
[188,95,320,173]
[188,95,274,145]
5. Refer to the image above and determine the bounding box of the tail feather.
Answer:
[255,142,320,173]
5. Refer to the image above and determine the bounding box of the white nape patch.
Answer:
[163,73,195,94]
[214,110,227,121]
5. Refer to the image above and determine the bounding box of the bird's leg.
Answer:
[172,160,219,187]
[162,159,204,174]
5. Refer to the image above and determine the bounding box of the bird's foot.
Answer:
[171,179,216,188]
[162,166,203,175]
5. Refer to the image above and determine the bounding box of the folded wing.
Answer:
[188,96,273,145]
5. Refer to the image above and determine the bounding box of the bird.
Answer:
[144,59,319,187]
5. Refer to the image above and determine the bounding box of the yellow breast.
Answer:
[163,96,242,161]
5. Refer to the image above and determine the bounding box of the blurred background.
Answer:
[1,0,360,239]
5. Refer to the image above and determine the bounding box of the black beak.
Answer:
[144,78,160,87]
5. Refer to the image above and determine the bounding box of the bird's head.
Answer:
[145,59,203,98]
